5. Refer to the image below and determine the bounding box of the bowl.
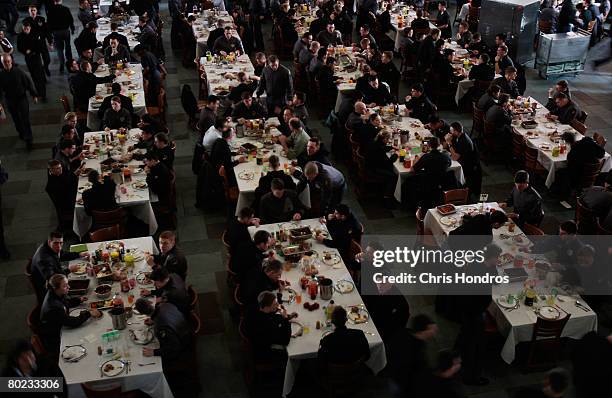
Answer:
[95,284,112,299]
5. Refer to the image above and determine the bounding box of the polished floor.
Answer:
[0,3,611,397]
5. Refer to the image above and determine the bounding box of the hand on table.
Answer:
[250,217,261,227]
[315,234,325,242]
[498,202,507,209]
[146,254,155,265]
[506,212,518,219]
[142,347,155,357]
[80,296,88,303]
[292,213,302,221]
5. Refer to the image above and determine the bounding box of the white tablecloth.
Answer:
[387,7,437,51]
[61,237,172,398]
[191,10,236,59]
[87,63,147,130]
[73,129,158,237]
[424,202,598,364]
[247,219,387,397]
[231,118,310,215]
[95,16,140,49]
[512,98,612,187]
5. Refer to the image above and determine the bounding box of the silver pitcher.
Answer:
[319,278,334,300]
[109,307,127,330]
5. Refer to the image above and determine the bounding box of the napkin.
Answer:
[70,244,89,253]
[525,310,538,323]
[84,334,97,343]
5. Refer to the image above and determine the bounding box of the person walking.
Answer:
[0,54,38,150]
[17,22,47,100]
[47,0,75,74]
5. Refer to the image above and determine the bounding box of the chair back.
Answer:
[189,310,201,335]
[347,240,362,264]
[569,119,587,135]
[526,313,571,369]
[218,165,238,203]
[578,160,604,190]
[91,208,126,230]
[30,334,47,356]
[473,80,492,97]
[575,198,597,234]
[512,131,525,165]
[233,284,244,307]
[483,120,497,151]
[319,357,368,396]
[522,223,545,236]
[416,207,425,236]
[27,305,42,334]
[89,224,122,242]
[538,19,553,34]
[472,103,485,138]
[524,145,541,173]
[593,132,607,148]
[577,110,588,124]
[81,383,122,398]
[221,230,232,256]
[587,20,597,33]
[443,188,470,205]
[60,95,71,112]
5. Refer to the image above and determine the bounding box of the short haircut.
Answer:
[546,368,570,394]
[498,93,510,106]
[428,136,440,149]
[473,32,481,40]
[263,258,282,273]
[561,131,576,144]
[111,96,121,103]
[80,60,90,71]
[207,95,219,103]
[560,220,577,234]
[271,178,285,190]
[331,305,347,327]
[48,273,67,290]
[480,53,490,64]
[257,291,276,308]
[484,243,502,260]
[505,66,517,75]
[155,132,169,144]
[61,124,74,135]
[557,80,569,89]
[144,152,159,161]
[48,230,63,240]
[443,48,454,57]
[48,159,61,169]
[412,83,424,93]
[135,298,154,315]
[64,112,77,121]
[459,21,468,29]
[289,118,302,130]
[412,314,435,332]
[369,113,380,122]
[294,91,306,103]
[268,155,280,169]
[439,1,447,6]
[253,230,271,245]
[224,26,231,31]
[238,207,255,219]
[361,24,370,32]
[304,162,319,177]
[87,169,100,184]
[59,139,75,150]
[488,84,501,95]
[214,117,227,129]
[309,136,320,145]
[111,82,122,94]
[430,28,440,37]
[554,92,568,101]
[489,210,508,225]
[159,230,176,240]
[368,74,378,82]
[334,204,351,217]
[149,267,169,281]
[268,54,279,63]
[496,33,507,41]
[450,121,463,132]
[111,22,118,30]
[514,170,529,184]
[302,31,311,39]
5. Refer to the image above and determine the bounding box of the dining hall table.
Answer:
[74,129,158,238]
[198,53,257,97]
[247,218,387,397]
[191,10,237,59]
[95,16,141,50]
[387,5,437,51]
[60,237,174,398]
[230,118,310,215]
[511,97,612,187]
[423,202,598,364]
[87,63,147,130]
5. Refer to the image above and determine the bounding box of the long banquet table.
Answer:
[95,16,141,49]
[61,237,173,398]
[88,63,147,130]
[424,202,598,364]
[191,10,238,59]
[511,98,611,187]
[74,129,158,237]
[248,219,387,396]
[387,5,437,51]
[230,118,310,215]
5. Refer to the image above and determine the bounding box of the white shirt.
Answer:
[202,125,223,154]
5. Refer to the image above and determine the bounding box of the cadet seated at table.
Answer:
[318,306,370,367]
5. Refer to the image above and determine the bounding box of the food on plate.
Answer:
[436,204,456,215]
[499,253,514,264]
[103,363,115,372]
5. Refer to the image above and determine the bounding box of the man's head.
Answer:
[110,37,119,49]
[48,160,63,176]
[450,122,463,137]
[483,243,503,266]
[207,95,219,111]
[7,340,36,376]
[111,82,122,96]
[253,230,272,250]
[304,162,320,181]
[505,66,517,81]
[283,107,294,123]
[149,267,170,289]
[326,23,335,33]
[238,207,255,224]
[473,32,481,42]
[561,131,576,146]
[263,259,282,282]
[241,91,253,107]
[82,48,93,60]
[135,298,155,315]
[430,28,440,40]
[143,152,160,168]
[47,231,64,254]
[289,118,302,133]
[354,101,367,114]
[87,169,100,185]
[411,83,424,98]
[438,1,447,11]
[514,170,530,191]
[559,220,577,239]
[310,40,321,53]
[306,137,321,156]
[576,244,595,268]
[87,21,98,33]
[22,22,32,34]
[428,136,441,150]
[367,76,380,90]
[382,51,393,64]
[554,92,570,109]
[28,6,37,17]
[359,24,370,37]
[48,273,69,296]
[111,96,122,112]
[435,350,462,379]
[490,210,509,228]
[255,52,266,65]
[293,91,306,106]
[498,93,511,109]
[59,139,76,156]
[302,31,312,44]
[542,368,570,398]
[271,178,285,198]
[257,291,279,313]
[1,54,12,70]
[111,22,119,32]
[370,113,382,127]
[67,58,79,72]
[458,21,468,34]
[158,231,176,254]
[333,204,351,221]
[495,33,507,47]
[479,53,490,65]
[444,48,454,61]
[412,314,438,340]
[64,112,77,127]
[268,55,280,71]
[331,306,348,328]
[556,80,569,94]
[61,124,76,140]
[224,26,232,40]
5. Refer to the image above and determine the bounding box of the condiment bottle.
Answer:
[308,276,318,300]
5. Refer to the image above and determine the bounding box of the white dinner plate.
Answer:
[537,305,561,320]
[101,359,125,377]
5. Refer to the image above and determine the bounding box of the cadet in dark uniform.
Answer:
[413,137,451,175]
[231,91,267,120]
[244,291,292,362]
[240,258,282,306]
[22,6,52,76]
[547,93,580,125]
[230,229,272,281]
[148,230,188,281]
[17,22,46,100]
[447,122,482,198]
[500,170,544,227]
[492,66,519,99]
[135,299,198,398]
[0,54,38,149]
[152,133,175,170]
[426,116,451,141]
[318,306,370,365]
[81,170,118,215]
[142,267,190,315]
[405,83,436,123]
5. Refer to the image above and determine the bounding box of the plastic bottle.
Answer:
[124,249,134,268]
[326,300,335,320]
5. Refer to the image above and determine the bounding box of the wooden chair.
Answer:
[593,132,607,148]
[145,87,167,125]
[187,284,199,311]
[577,110,588,123]
[577,160,604,191]
[466,6,481,32]
[221,230,231,257]
[522,223,545,236]
[318,357,369,397]
[443,188,470,205]
[60,95,71,112]
[91,208,127,232]
[347,239,362,284]
[471,102,485,139]
[482,120,499,158]
[89,224,122,243]
[471,80,493,103]
[587,20,597,34]
[524,144,546,179]
[233,284,244,310]
[511,131,526,169]
[25,258,39,303]
[353,150,386,199]
[30,334,47,356]
[575,198,597,235]
[189,310,201,335]
[27,305,41,334]
[218,165,239,204]
[526,314,571,370]
[569,118,587,135]
[596,217,612,235]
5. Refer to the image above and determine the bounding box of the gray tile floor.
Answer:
[0,3,611,397]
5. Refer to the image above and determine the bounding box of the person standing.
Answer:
[0,160,9,260]
[17,22,47,101]
[47,0,75,74]
[0,54,38,150]
[256,55,293,116]
[248,0,265,51]
[0,0,19,35]
[23,5,52,76]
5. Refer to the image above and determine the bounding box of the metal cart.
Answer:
[535,30,591,79]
